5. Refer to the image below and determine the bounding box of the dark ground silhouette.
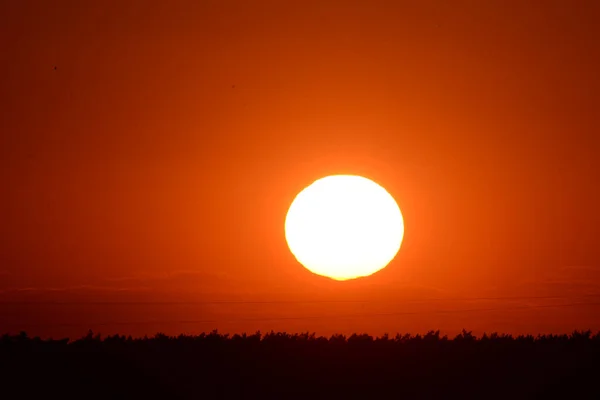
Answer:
[1,329,599,399]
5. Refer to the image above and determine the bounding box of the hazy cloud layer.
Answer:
[507,265,600,299]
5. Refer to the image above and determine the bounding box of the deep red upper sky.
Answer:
[1,0,599,338]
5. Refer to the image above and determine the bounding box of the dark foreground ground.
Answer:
[1,330,599,399]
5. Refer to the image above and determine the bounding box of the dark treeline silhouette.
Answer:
[2,329,599,399]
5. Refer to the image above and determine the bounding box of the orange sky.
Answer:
[1,0,599,339]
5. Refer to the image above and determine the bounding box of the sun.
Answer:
[285,175,404,281]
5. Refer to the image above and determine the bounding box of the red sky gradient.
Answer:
[1,0,599,339]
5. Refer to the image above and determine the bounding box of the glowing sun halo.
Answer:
[285,175,404,281]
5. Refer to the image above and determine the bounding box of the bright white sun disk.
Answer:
[285,175,404,281]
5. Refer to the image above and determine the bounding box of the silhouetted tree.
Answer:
[1,329,599,399]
